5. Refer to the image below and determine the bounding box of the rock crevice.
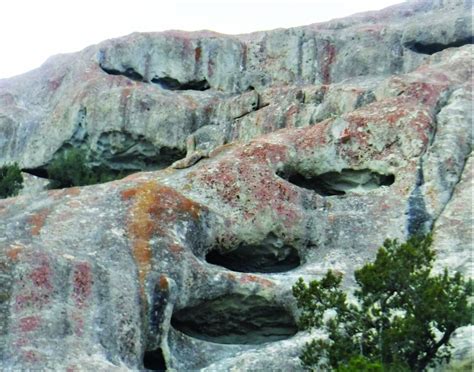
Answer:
[404,36,474,55]
[170,294,297,345]
[278,168,395,196]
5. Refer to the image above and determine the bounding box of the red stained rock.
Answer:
[18,316,41,333]
[72,262,93,308]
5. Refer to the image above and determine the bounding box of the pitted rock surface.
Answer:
[0,0,473,370]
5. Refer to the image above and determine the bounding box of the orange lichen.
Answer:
[122,181,202,293]
[121,188,138,200]
[239,274,275,288]
[0,199,15,215]
[126,182,157,289]
[122,172,149,182]
[7,245,23,261]
[159,275,169,290]
[29,208,50,236]
[194,46,202,63]
[66,200,82,209]
[48,187,81,200]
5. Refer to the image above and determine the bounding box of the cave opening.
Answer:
[151,76,210,91]
[25,133,187,188]
[143,347,167,371]
[404,37,473,55]
[277,168,395,196]
[100,65,144,82]
[171,294,297,345]
[206,242,300,273]
[92,131,186,171]
[22,167,49,179]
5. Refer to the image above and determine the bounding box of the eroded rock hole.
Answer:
[404,37,473,55]
[151,77,210,91]
[92,131,185,171]
[24,132,185,187]
[278,169,395,195]
[22,167,49,179]
[206,241,300,273]
[100,65,144,81]
[171,294,297,344]
[143,348,167,371]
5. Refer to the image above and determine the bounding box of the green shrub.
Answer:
[0,163,23,198]
[46,148,126,189]
[293,235,472,371]
[335,356,383,372]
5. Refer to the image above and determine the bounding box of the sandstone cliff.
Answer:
[0,0,472,370]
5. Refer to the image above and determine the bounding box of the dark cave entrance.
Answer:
[404,37,473,55]
[171,294,297,344]
[143,347,167,371]
[205,243,300,273]
[277,168,395,196]
[151,77,211,91]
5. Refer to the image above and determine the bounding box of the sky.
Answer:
[1,0,403,79]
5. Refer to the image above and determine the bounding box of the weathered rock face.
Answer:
[0,0,472,370]
[0,0,472,172]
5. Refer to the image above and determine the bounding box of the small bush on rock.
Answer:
[46,148,125,189]
[293,235,472,371]
[0,163,23,198]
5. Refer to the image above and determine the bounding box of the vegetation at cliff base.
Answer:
[0,163,23,198]
[46,148,126,189]
[293,235,472,371]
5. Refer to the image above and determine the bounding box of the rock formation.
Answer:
[0,0,472,370]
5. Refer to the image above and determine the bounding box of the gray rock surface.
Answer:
[0,0,472,370]
[18,172,49,196]
[0,0,472,172]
